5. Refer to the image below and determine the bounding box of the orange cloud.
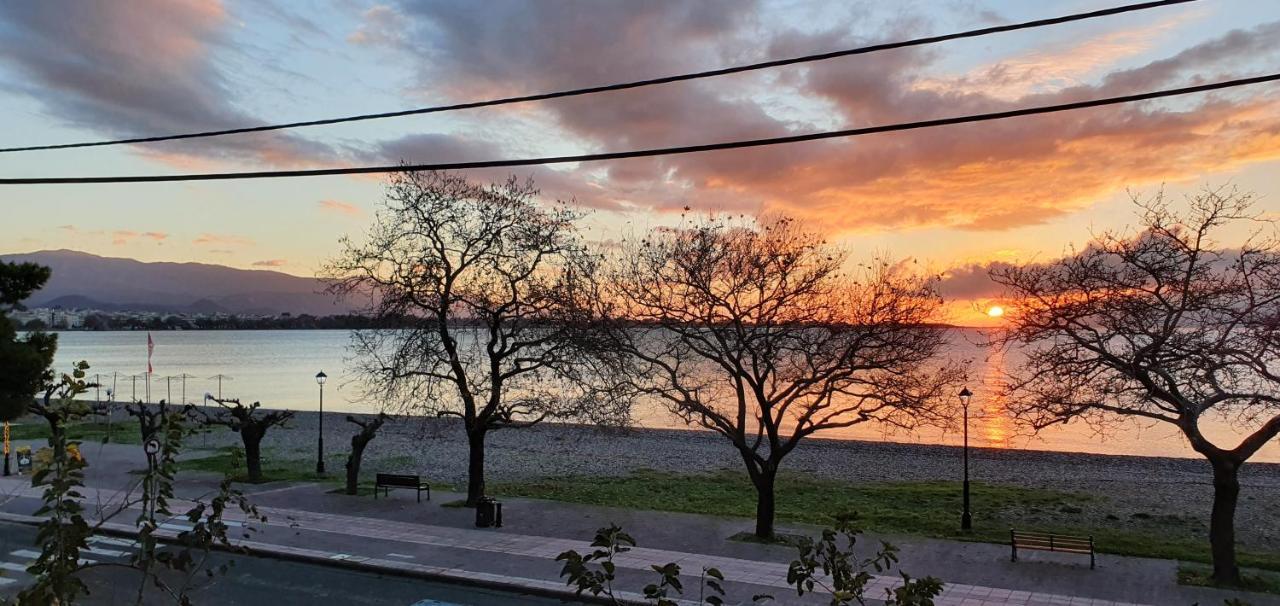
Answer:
[318,199,364,217]
[110,230,168,245]
[193,233,254,247]
[382,6,1280,234]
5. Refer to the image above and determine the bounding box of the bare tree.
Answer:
[345,413,389,495]
[597,215,957,539]
[991,187,1280,584]
[127,400,184,443]
[196,397,294,483]
[325,170,627,506]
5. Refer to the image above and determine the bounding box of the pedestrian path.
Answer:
[0,477,1169,606]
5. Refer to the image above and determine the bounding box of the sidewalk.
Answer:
[0,442,1273,606]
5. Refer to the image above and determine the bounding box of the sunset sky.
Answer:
[2,0,1278,325]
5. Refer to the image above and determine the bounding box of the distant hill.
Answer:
[1,250,358,316]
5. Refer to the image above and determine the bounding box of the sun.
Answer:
[986,305,1005,318]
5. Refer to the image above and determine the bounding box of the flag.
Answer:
[147,332,154,374]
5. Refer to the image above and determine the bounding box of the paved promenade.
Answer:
[0,442,1272,605]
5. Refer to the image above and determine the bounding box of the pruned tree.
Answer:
[196,397,293,483]
[21,363,261,605]
[0,261,57,421]
[345,413,389,495]
[597,215,958,538]
[325,170,628,506]
[128,400,184,444]
[990,187,1280,584]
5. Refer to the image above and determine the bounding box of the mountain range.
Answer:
[1,250,358,316]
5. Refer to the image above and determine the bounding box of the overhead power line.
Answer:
[3,72,1274,186]
[0,0,1196,154]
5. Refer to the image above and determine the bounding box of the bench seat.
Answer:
[374,473,431,502]
[1011,529,1094,569]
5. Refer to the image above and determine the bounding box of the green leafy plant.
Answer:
[18,363,263,605]
[559,525,773,605]
[18,361,95,605]
[557,524,635,602]
[786,517,943,605]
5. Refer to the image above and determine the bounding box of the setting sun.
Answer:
[987,305,1005,318]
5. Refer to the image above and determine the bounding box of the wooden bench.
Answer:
[374,473,431,502]
[1011,529,1094,569]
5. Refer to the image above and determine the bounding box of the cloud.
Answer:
[318,199,364,217]
[348,5,407,47]
[0,2,333,168]
[193,233,254,247]
[366,133,630,210]
[109,230,168,246]
[252,259,287,267]
[370,3,1280,233]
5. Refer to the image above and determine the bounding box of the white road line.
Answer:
[386,553,415,559]
[84,546,127,558]
[158,523,192,532]
[0,578,16,586]
[9,550,39,559]
[0,562,26,572]
[89,536,137,548]
[76,558,97,565]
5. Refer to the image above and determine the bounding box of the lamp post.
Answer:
[959,386,973,531]
[315,371,327,475]
[105,388,115,444]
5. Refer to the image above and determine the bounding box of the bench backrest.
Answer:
[376,473,422,487]
[1012,530,1092,552]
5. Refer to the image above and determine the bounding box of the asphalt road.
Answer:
[0,521,577,605]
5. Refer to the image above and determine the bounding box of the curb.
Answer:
[0,512,689,606]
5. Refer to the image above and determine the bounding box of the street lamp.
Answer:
[959,386,973,531]
[315,371,327,475]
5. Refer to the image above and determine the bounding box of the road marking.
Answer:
[0,578,16,586]
[386,553,415,559]
[159,523,192,532]
[0,562,26,572]
[89,536,138,548]
[9,550,39,559]
[84,546,127,557]
[76,558,97,565]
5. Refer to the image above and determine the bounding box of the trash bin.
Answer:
[475,497,503,528]
[15,447,31,475]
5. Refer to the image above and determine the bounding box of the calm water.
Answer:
[45,329,1280,463]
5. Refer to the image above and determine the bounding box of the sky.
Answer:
[1,0,1278,325]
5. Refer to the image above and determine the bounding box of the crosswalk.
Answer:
[0,535,139,592]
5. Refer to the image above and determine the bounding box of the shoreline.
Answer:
[47,401,1280,470]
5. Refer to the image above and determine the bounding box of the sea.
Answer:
[43,328,1280,463]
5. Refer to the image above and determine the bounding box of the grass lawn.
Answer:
[10,420,144,445]
[1178,562,1280,595]
[177,445,416,488]
[490,468,1280,572]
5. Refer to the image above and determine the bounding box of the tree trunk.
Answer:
[466,430,486,507]
[242,430,263,483]
[752,467,778,540]
[346,440,368,495]
[1209,458,1242,585]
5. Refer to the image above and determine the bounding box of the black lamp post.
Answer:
[959,386,973,531]
[315,371,327,475]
